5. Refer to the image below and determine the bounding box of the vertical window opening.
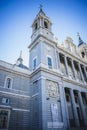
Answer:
[44,21,48,29]
[35,23,37,30]
[33,58,36,69]
[6,78,11,88]
[48,57,52,67]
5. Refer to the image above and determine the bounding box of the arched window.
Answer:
[34,22,37,30]
[81,52,85,58]
[6,78,11,88]
[44,21,48,29]
[4,76,13,89]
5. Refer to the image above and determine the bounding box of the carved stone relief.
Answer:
[46,80,59,97]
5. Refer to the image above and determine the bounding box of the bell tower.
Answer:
[29,6,58,70]
[31,5,54,43]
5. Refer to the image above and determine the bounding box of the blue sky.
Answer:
[0,0,87,66]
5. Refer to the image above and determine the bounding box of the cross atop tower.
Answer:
[30,6,53,44]
[40,4,43,12]
[38,4,45,15]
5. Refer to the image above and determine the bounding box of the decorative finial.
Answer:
[16,50,23,65]
[20,50,22,59]
[77,32,80,37]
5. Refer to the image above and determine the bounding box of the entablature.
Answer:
[57,45,87,66]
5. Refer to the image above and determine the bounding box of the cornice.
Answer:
[31,27,54,38]
[28,34,57,49]
[0,60,31,77]
[0,90,30,98]
[0,86,30,97]
[0,66,30,78]
[30,65,87,88]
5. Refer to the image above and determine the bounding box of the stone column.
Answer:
[78,63,84,82]
[60,85,70,128]
[85,93,87,101]
[64,56,69,75]
[83,66,87,79]
[71,59,76,79]
[59,85,70,128]
[48,22,50,30]
[70,89,80,127]
[42,17,44,27]
[57,52,61,70]
[40,18,41,27]
[55,50,58,69]
[78,91,87,126]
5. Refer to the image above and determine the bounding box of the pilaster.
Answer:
[64,56,69,75]
[78,63,84,82]
[83,66,87,79]
[57,52,61,70]
[71,60,76,79]
[59,85,69,128]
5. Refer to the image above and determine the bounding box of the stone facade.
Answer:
[0,7,87,130]
[0,61,30,130]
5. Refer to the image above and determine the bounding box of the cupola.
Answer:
[15,51,29,70]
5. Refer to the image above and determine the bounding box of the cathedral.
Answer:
[0,6,87,130]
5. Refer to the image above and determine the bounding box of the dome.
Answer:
[17,63,29,70]
[15,51,29,70]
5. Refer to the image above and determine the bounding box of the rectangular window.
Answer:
[44,21,48,29]
[2,98,9,104]
[0,110,9,129]
[35,22,37,30]
[48,57,52,67]
[33,58,36,68]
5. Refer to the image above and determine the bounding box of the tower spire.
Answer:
[77,32,86,47]
[19,50,22,59]
[17,50,23,65]
[40,4,43,12]
[38,4,45,15]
